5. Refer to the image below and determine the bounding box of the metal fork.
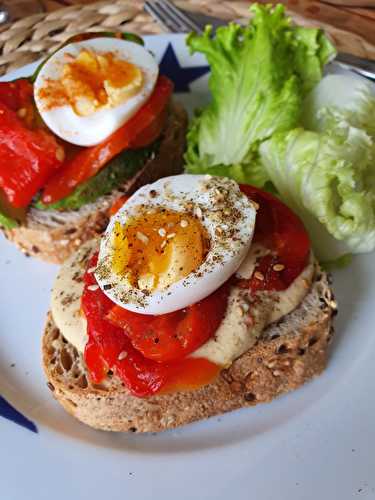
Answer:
[144,0,202,34]
[144,0,375,81]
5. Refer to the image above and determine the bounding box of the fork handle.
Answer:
[335,52,375,80]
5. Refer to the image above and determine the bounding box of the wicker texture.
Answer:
[0,0,374,76]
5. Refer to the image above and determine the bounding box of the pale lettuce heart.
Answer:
[259,127,375,260]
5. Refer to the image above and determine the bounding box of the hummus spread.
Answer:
[51,242,314,366]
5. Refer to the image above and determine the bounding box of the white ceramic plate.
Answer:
[1,34,375,500]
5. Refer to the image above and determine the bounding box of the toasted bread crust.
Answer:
[42,270,336,433]
[3,102,188,263]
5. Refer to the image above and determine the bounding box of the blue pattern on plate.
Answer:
[0,395,38,433]
[159,43,209,92]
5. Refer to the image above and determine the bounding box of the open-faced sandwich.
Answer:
[43,174,336,432]
[43,3,375,432]
[0,33,187,263]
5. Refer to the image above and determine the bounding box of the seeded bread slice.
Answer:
[2,101,187,264]
[42,269,336,433]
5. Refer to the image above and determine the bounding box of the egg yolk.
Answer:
[112,210,210,291]
[38,49,143,116]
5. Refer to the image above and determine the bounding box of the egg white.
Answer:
[34,38,159,146]
[95,175,257,315]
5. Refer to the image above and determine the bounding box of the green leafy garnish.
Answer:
[185,3,335,185]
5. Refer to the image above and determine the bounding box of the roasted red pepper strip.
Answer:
[239,184,310,292]
[0,89,63,207]
[82,254,220,397]
[109,195,129,216]
[106,281,230,363]
[82,254,168,396]
[41,76,174,204]
[0,79,33,112]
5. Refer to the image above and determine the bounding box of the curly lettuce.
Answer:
[185,3,335,185]
[258,73,375,260]
[259,126,375,260]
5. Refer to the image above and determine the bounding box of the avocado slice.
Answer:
[0,190,27,229]
[34,141,160,212]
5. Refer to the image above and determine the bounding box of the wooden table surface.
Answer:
[40,0,375,50]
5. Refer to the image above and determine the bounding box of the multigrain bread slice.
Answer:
[2,102,187,264]
[42,269,336,433]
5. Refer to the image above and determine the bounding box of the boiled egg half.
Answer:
[34,37,158,146]
[95,175,257,315]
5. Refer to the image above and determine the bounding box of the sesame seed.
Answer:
[242,303,249,312]
[237,306,244,317]
[180,219,188,228]
[195,207,202,218]
[87,267,96,274]
[56,146,65,162]
[273,264,285,272]
[254,271,264,281]
[215,227,223,236]
[167,232,176,239]
[329,300,337,309]
[118,351,128,361]
[158,228,166,237]
[17,108,27,118]
[161,241,166,249]
[136,231,149,244]
[251,201,260,210]
[87,284,99,291]
[138,273,155,290]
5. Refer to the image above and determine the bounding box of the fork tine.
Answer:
[156,0,203,33]
[144,1,180,33]
[147,0,193,33]
[145,0,202,34]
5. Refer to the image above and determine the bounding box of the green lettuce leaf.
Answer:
[186,110,269,186]
[185,3,335,182]
[259,127,375,260]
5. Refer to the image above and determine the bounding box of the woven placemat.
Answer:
[0,0,374,76]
